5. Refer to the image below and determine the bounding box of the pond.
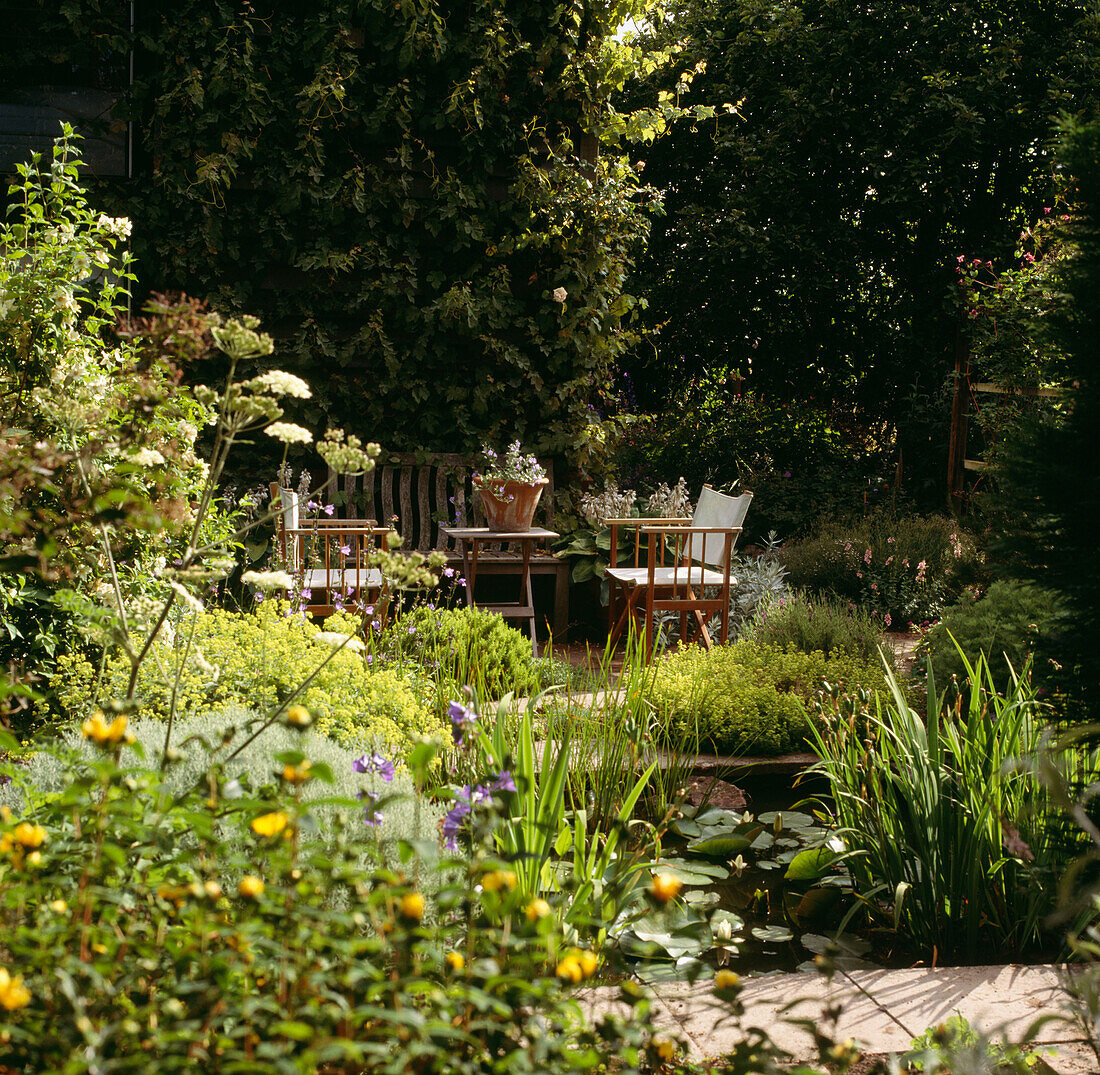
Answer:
[615,769,879,984]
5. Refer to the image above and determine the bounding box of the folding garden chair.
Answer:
[269,483,391,617]
[604,486,752,659]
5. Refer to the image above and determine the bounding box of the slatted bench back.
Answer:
[326,453,556,554]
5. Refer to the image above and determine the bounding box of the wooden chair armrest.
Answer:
[638,525,742,535]
[601,516,692,526]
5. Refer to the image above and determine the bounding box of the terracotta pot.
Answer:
[475,477,548,532]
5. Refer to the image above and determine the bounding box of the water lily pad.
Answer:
[670,818,702,838]
[751,925,794,944]
[750,832,775,852]
[658,858,730,884]
[695,807,741,828]
[683,889,721,907]
[785,847,841,882]
[687,833,759,859]
[777,811,815,828]
[756,860,781,870]
[800,932,872,959]
[793,886,842,920]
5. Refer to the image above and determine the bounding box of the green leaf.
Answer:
[687,833,759,859]
[751,925,794,944]
[784,847,841,882]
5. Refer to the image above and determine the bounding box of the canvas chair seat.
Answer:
[604,565,731,589]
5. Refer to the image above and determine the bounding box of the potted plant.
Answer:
[473,441,549,532]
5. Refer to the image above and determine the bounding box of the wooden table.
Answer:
[441,527,559,655]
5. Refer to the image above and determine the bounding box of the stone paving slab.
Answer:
[583,965,1087,1065]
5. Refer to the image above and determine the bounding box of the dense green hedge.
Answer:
[5,1,653,475]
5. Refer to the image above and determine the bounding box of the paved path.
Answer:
[582,965,1095,1071]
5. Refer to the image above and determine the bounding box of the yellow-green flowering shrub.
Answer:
[51,604,444,751]
[646,640,888,755]
[383,605,545,713]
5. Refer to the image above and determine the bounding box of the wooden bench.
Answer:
[324,453,569,638]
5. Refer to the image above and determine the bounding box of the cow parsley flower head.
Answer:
[265,421,313,445]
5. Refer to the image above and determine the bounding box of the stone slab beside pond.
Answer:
[582,964,1092,1070]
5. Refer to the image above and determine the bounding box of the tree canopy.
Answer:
[623,0,1100,499]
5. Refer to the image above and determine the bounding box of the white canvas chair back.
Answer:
[686,487,753,566]
[276,487,300,569]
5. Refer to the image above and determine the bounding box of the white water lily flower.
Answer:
[265,421,313,445]
[312,631,366,652]
[241,569,295,590]
[254,371,312,399]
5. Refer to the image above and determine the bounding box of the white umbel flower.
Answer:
[254,371,312,399]
[265,422,313,445]
[312,632,366,652]
[241,570,295,590]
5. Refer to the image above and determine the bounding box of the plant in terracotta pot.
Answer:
[473,441,549,532]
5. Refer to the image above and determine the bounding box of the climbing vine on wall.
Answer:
[7,0,708,476]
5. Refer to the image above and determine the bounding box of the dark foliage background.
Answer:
[2,0,655,481]
[619,0,1100,508]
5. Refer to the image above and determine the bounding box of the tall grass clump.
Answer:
[809,648,1099,961]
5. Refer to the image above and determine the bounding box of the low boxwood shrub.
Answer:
[383,605,546,708]
[742,591,892,667]
[780,511,980,627]
[923,579,1064,691]
[646,640,887,755]
[50,603,445,751]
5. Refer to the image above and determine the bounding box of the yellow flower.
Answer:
[0,833,12,855]
[12,823,46,849]
[649,872,683,904]
[204,880,223,900]
[650,1033,677,1062]
[285,705,312,727]
[238,875,265,899]
[251,811,289,838]
[0,967,31,1011]
[445,951,465,972]
[281,760,313,784]
[481,869,517,892]
[399,892,425,922]
[714,969,741,993]
[81,711,135,746]
[157,883,188,906]
[525,898,551,922]
[577,949,599,979]
[50,900,67,914]
[555,956,584,984]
